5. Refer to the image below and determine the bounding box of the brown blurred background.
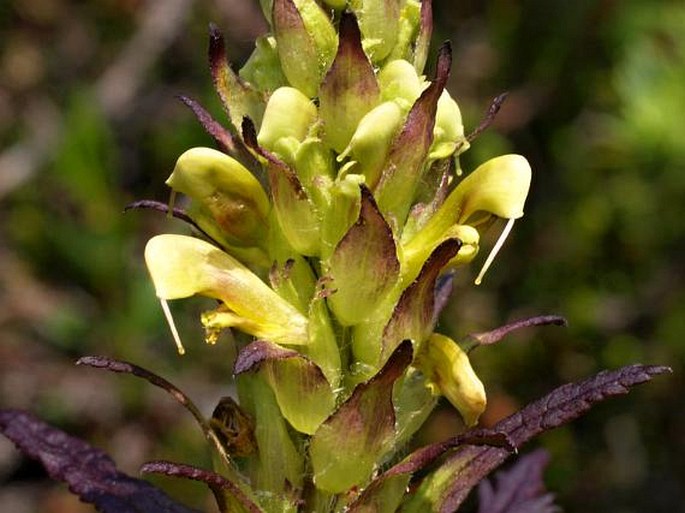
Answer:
[1,0,683,511]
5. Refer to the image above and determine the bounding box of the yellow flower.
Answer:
[145,234,308,353]
[415,333,486,427]
[402,154,531,284]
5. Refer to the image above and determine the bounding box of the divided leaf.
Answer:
[178,95,236,155]
[142,460,264,513]
[477,449,560,513]
[461,315,567,352]
[348,428,512,513]
[401,364,671,513]
[76,356,247,485]
[0,409,200,513]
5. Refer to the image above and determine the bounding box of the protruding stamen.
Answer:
[160,299,185,355]
[475,217,516,285]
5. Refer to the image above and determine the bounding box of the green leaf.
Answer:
[309,340,413,493]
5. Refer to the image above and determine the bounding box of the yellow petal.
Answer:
[257,86,318,161]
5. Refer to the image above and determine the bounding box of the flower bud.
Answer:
[257,86,318,162]
[378,59,425,111]
[430,90,468,160]
[166,147,270,247]
[337,101,403,188]
[415,333,486,426]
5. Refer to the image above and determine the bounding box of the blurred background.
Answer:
[0,0,683,511]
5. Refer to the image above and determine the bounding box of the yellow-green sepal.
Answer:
[320,0,346,8]
[209,25,266,130]
[269,255,341,387]
[236,373,304,492]
[239,35,288,93]
[320,173,364,259]
[385,0,421,64]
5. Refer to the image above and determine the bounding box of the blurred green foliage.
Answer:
[0,1,683,512]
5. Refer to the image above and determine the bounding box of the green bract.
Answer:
[142,3,532,512]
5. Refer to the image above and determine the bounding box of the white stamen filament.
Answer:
[167,190,176,219]
[160,299,185,355]
[475,217,516,285]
